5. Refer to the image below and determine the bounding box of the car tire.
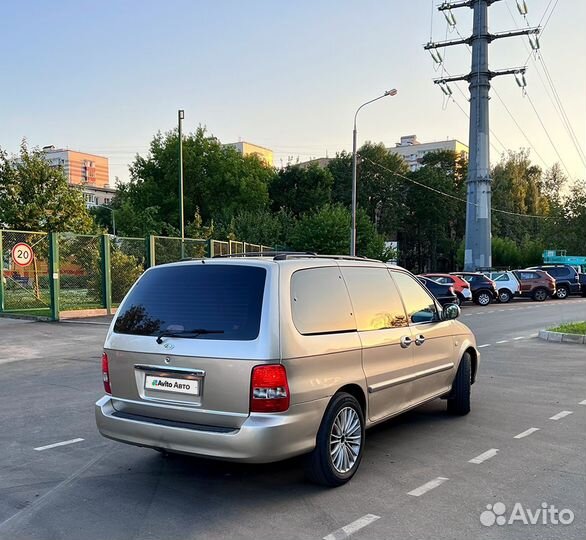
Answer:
[305,392,365,487]
[447,353,471,416]
[555,286,569,300]
[455,294,464,306]
[532,287,548,302]
[498,289,512,303]
[474,290,492,306]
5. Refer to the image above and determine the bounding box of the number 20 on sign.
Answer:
[11,242,34,267]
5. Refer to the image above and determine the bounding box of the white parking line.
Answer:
[513,336,525,340]
[323,514,381,540]
[34,438,84,451]
[514,428,540,439]
[579,400,586,405]
[407,477,449,497]
[549,411,573,421]
[478,344,491,348]
[469,448,499,464]
[496,340,508,344]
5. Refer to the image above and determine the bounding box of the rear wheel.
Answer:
[305,393,365,487]
[555,285,569,299]
[532,287,548,302]
[498,289,512,303]
[447,353,471,416]
[455,293,464,306]
[474,290,492,306]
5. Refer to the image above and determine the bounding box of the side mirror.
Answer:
[442,303,461,320]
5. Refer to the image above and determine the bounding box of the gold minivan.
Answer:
[96,254,479,486]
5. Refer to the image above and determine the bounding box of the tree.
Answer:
[288,204,386,260]
[395,150,467,273]
[328,143,409,236]
[114,127,276,237]
[269,164,333,216]
[0,141,94,232]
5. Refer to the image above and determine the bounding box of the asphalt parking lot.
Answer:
[1,298,585,540]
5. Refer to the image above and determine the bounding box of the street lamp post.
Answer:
[178,109,185,258]
[351,89,397,256]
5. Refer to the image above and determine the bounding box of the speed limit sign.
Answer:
[11,242,34,267]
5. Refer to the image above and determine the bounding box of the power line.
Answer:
[504,0,585,170]
[524,91,574,179]
[360,155,549,219]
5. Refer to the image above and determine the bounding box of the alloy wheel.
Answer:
[329,406,362,474]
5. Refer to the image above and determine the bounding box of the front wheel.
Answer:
[498,289,512,303]
[305,393,365,487]
[447,353,471,415]
[555,286,569,299]
[474,291,492,306]
[532,287,548,302]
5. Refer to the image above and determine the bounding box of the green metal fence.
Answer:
[0,229,274,320]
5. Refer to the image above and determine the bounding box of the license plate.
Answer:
[145,375,200,396]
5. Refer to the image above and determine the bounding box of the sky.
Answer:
[1,0,584,184]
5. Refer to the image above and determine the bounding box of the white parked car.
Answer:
[484,271,520,303]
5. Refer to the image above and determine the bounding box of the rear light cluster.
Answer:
[101,352,111,394]
[250,364,290,413]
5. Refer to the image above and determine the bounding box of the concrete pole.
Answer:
[464,0,492,271]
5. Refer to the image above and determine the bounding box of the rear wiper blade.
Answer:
[156,329,224,344]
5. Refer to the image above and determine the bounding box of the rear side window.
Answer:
[341,267,408,331]
[390,271,438,324]
[114,264,266,340]
[291,267,355,335]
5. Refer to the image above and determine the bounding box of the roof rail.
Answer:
[212,251,315,259]
[272,253,381,262]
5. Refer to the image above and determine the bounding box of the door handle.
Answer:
[415,335,425,346]
[400,336,412,348]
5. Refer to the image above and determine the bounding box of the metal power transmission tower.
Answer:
[425,0,539,271]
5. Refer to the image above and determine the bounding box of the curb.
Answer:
[538,329,586,345]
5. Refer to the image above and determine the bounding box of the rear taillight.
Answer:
[101,352,111,394]
[250,365,290,413]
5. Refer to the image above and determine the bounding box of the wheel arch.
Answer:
[465,347,479,384]
[335,383,367,417]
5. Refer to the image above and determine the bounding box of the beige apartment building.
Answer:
[225,141,274,166]
[389,135,469,171]
[42,146,116,206]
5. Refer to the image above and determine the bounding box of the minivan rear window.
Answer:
[113,264,266,341]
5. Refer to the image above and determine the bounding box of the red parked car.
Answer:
[421,273,472,305]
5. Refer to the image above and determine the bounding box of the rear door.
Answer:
[390,270,456,406]
[105,262,276,429]
[340,267,413,422]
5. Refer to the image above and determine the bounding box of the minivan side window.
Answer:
[291,267,356,335]
[390,270,438,324]
[341,267,408,331]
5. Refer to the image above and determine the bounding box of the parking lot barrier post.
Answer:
[101,234,112,314]
[207,239,213,258]
[145,235,155,268]
[0,230,4,312]
[48,232,60,321]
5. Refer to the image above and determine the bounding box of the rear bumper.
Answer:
[95,395,328,463]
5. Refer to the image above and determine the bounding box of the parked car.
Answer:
[483,271,521,303]
[96,254,479,487]
[525,265,581,299]
[417,276,459,306]
[512,269,556,301]
[450,272,498,306]
[421,273,472,305]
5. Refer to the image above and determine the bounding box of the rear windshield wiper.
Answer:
[156,329,225,344]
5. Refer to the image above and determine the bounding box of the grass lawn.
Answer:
[549,321,586,335]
